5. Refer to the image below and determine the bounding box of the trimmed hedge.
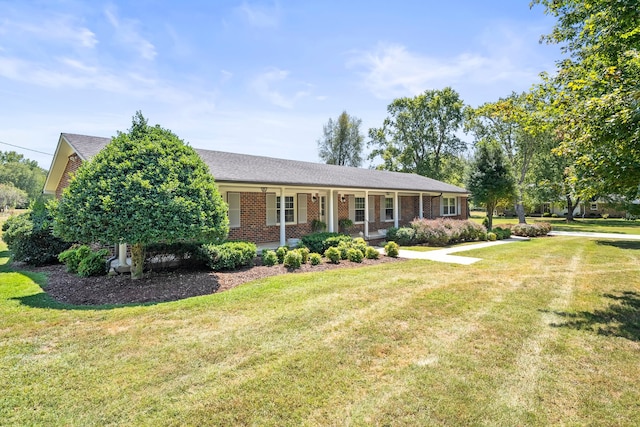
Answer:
[200,241,257,271]
[510,222,552,237]
[283,250,303,269]
[387,218,487,247]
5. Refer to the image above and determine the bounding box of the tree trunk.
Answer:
[565,195,581,223]
[515,187,527,224]
[130,243,145,280]
[485,202,495,230]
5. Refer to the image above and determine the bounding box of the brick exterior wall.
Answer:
[55,154,83,198]
[227,192,318,244]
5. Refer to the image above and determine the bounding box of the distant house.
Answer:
[44,133,470,247]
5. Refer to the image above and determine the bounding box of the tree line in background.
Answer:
[0,151,47,210]
[319,0,639,224]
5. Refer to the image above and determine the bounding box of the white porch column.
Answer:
[328,189,334,232]
[118,243,128,266]
[364,190,369,239]
[419,192,424,219]
[394,191,399,228]
[279,187,286,247]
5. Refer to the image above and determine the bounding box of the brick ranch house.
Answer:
[44,133,470,249]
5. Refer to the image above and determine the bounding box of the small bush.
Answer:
[309,253,322,266]
[394,227,415,245]
[200,241,257,271]
[542,212,551,217]
[385,227,399,242]
[551,213,559,218]
[58,245,108,277]
[283,250,303,269]
[58,245,91,273]
[262,250,278,267]
[365,246,379,260]
[324,246,341,264]
[77,248,109,277]
[352,237,368,254]
[347,248,364,263]
[276,246,289,264]
[487,232,497,241]
[297,246,310,264]
[337,241,351,259]
[385,241,400,258]
[301,232,347,254]
[492,227,511,240]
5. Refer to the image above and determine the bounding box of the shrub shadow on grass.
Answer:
[544,291,640,341]
[596,240,640,250]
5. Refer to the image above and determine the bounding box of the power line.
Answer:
[0,140,53,156]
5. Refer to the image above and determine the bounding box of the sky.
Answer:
[0,0,562,170]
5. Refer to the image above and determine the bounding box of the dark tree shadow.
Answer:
[596,240,640,250]
[543,291,640,341]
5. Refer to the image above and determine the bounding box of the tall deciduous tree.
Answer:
[317,111,364,167]
[532,0,640,201]
[53,112,229,279]
[368,87,466,181]
[466,141,515,230]
[465,92,549,224]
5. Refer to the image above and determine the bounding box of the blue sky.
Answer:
[0,1,561,170]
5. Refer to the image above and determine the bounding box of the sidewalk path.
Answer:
[548,230,640,240]
[380,237,528,265]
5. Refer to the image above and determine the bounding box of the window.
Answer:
[354,197,365,222]
[385,197,394,221]
[590,203,598,211]
[442,197,457,216]
[277,196,295,223]
[227,193,240,228]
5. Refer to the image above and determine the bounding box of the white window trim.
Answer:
[441,196,457,217]
[384,196,394,222]
[277,195,296,225]
[354,196,366,224]
[227,192,241,228]
[590,203,598,211]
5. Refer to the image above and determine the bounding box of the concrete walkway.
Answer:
[548,230,640,240]
[385,231,640,265]
[380,237,528,265]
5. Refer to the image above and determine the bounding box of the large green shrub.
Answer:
[394,227,416,245]
[1,201,69,266]
[200,241,257,271]
[52,112,229,280]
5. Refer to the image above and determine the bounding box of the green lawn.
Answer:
[471,212,640,235]
[2,230,640,425]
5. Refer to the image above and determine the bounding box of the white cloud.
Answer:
[347,42,539,99]
[0,14,97,49]
[104,5,156,60]
[238,1,281,28]
[250,68,311,108]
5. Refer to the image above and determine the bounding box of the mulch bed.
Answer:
[28,255,404,306]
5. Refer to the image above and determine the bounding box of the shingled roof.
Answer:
[57,133,468,194]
